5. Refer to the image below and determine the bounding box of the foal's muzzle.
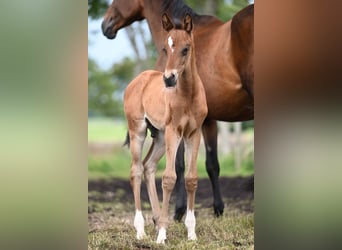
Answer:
[163,73,176,88]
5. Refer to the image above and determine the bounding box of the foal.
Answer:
[124,14,207,243]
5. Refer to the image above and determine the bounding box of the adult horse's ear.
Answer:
[162,13,174,32]
[184,14,193,33]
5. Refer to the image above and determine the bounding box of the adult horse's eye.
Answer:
[181,47,189,56]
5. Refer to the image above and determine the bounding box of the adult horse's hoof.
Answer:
[173,205,186,221]
[213,201,224,217]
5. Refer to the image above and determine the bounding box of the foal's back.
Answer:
[124,70,166,130]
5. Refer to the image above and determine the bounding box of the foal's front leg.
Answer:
[156,127,181,244]
[184,130,202,240]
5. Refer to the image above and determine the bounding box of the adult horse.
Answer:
[102,0,254,219]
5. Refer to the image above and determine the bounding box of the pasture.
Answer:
[88,118,254,179]
[88,118,254,249]
[88,176,254,249]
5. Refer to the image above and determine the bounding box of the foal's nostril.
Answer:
[163,73,177,87]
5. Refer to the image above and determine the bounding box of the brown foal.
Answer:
[124,14,207,243]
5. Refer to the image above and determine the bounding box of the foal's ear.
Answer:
[162,13,174,32]
[184,14,193,33]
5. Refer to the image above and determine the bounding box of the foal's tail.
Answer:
[123,131,130,147]
[123,119,159,148]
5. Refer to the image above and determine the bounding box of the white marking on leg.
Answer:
[134,210,145,239]
[168,36,174,53]
[184,209,197,240]
[156,227,167,244]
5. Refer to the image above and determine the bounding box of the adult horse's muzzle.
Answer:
[101,18,117,39]
[163,73,177,88]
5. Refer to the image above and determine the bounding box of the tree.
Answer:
[88,56,141,118]
[88,0,109,19]
[185,0,250,20]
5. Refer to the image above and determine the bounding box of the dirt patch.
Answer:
[88,176,254,214]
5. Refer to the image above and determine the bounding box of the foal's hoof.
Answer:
[188,233,197,241]
[173,206,187,222]
[156,227,166,244]
[136,231,146,240]
[214,202,224,217]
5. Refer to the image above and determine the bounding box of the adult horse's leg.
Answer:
[128,121,147,239]
[142,131,165,226]
[173,140,187,221]
[157,127,181,244]
[201,119,224,216]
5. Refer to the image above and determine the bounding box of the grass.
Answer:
[88,117,127,143]
[89,150,254,180]
[88,117,254,179]
[88,203,254,250]
[88,148,131,179]
[88,118,254,249]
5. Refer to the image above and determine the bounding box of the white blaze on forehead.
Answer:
[168,36,174,53]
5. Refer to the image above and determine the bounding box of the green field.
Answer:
[88,118,127,143]
[88,118,254,179]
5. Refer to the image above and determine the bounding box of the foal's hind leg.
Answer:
[128,120,147,239]
[202,119,224,216]
[174,140,187,221]
[143,131,165,227]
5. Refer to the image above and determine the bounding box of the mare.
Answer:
[124,14,207,243]
[102,0,254,219]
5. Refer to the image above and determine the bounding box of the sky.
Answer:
[88,18,150,70]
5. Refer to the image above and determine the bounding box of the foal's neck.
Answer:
[177,48,199,97]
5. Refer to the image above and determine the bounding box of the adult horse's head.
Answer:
[162,13,193,88]
[101,0,144,39]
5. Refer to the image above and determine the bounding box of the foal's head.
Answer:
[161,13,194,88]
[102,0,144,39]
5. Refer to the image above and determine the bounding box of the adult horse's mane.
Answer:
[161,0,223,33]
[162,0,196,28]
[162,0,195,17]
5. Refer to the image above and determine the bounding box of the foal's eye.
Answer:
[162,48,167,55]
[181,47,189,56]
